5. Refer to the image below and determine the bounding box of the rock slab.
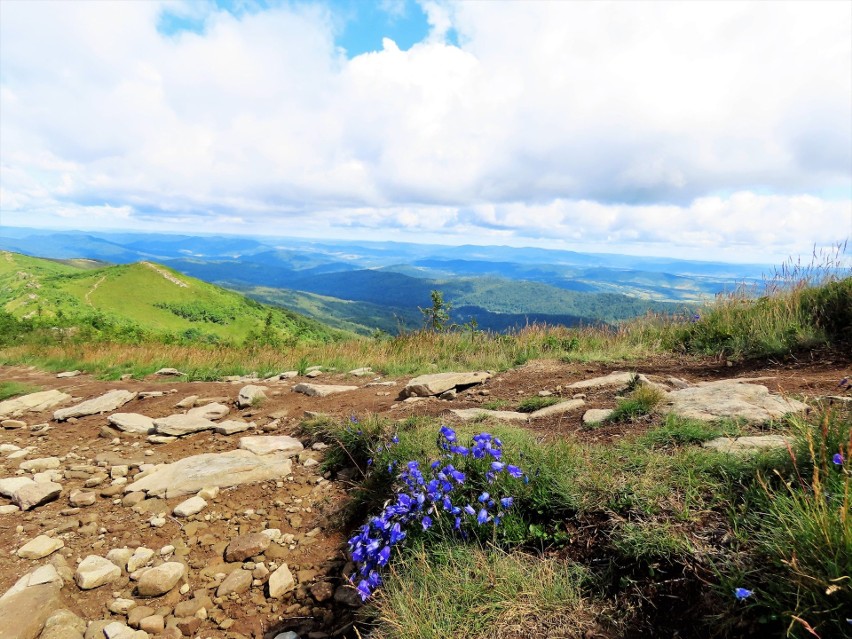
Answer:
[136,562,185,597]
[666,381,808,423]
[237,385,267,408]
[403,371,492,398]
[238,436,304,456]
[0,582,62,639]
[0,390,71,419]
[567,372,649,391]
[76,555,121,590]
[529,399,586,419]
[152,414,216,436]
[292,383,358,398]
[54,390,136,421]
[703,435,790,454]
[108,413,155,435]
[449,408,529,422]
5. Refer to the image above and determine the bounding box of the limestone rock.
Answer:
[155,368,184,376]
[123,450,294,499]
[17,535,64,560]
[40,609,86,639]
[0,390,71,419]
[666,380,808,423]
[0,582,62,639]
[1,419,26,429]
[237,385,267,408]
[69,489,96,507]
[267,564,295,598]
[567,372,649,391]
[108,413,155,435]
[75,555,121,589]
[582,409,614,425]
[187,402,230,420]
[56,370,81,378]
[19,457,60,473]
[2,564,63,600]
[152,413,216,436]
[449,408,528,422]
[136,562,185,597]
[238,436,303,457]
[224,533,270,562]
[703,435,790,454]
[13,481,62,510]
[348,367,373,376]
[402,371,492,398]
[529,399,585,419]
[0,476,36,497]
[54,390,136,421]
[173,496,207,517]
[213,420,253,435]
[216,569,252,597]
[292,383,358,398]
[127,547,155,573]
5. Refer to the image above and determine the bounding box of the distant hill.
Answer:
[0,251,343,344]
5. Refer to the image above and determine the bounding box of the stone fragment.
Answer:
[20,457,60,472]
[53,390,136,421]
[348,367,373,376]
[224,533,270,562]
[138,615,164,634]
[136,562,185,597]
[108,598,137,614]
[567,372,649,391]
[56,370,81,378]
[0,476,35,497]
[267,564,295,598]
[237,385,267,408]
[174,395,198,409]
[449,408,528,422]
[703,435,790,454]
[155,368,184,376]
[402,371,492,398]
[216,569,253,597]
[187,402,230,420]
[127,547,155,573]
[237,436,304,456]
[582,409,614,425]
[173,496,207,517]
[292,383,358,398]
[107,547,134,569]
[152,414,216,436]
[1,419,26,429]
[528,399,586,419]
[13,481,62,510]
[666,380,808,423]
[40,608,86,639]
[310,581,334,602]
[123,450,294,499]
[75,555,121,589]
[0,390,71,419]
[108,413,155,435]
[17,535,64,559]
[68,489,96,508]
[213,420,253,435]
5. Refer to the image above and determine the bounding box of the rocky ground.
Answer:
[0,355,848,639]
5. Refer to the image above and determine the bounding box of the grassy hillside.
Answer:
[0,251,344,345]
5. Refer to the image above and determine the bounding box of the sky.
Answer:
[1,0,850,264]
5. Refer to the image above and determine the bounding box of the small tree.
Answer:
[419,290,452,332]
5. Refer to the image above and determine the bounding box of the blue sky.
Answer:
[1,1,850,263]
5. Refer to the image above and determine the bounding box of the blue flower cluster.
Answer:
[347,425,526,600]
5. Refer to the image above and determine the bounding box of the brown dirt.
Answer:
[0,353,849,638]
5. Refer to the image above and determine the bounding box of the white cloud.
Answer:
[0,0,849,262]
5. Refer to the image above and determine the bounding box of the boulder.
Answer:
[237,385,267,408]
[449,408,529,422]
[53,390,136,421]
[292,383,358,397]
[152,414,216,436]
[0,582,63,639]
[136,562,185,597]
[666,380,808,423]
[0,476,35,497]
[0,390,71,419]
[108,413,155,435]
[13,481,62,510]
[528,399,586,419]
[123,450,294,499]
[402,371,492,398]
[75,555,121,590]
[237,436,304,456]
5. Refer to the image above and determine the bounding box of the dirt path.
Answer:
[0,354,848,638]
[84,275,106,306]
[142,262,188,288]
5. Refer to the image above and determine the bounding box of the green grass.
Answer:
[0,381,40,401]
[516,396,561,413]
[605,383,666,423]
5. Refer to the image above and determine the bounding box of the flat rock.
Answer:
[267,563,295,598]
[0,390,71,419]
[123,450,294,498]
[76,555,121,590]
[214,420,253,435]
[567,372,649,391]
[19,457,60,473]
[348,367,373,376]
[186,402,230,420]
[216,569,252,597]
[173,496,207,517]
[0,476,36,497]
[403,371,492,398]
[56,370,81,378]
[17,535,64,560]
[0,582,62,639]
[449,408,528,422]
[152,413,216,436]
[155,368,184,376]
[136,562,185,597]
[13,481,62,510]
[224,533,271,562]
[53,390,136,421]
[702,435,790,454]
[582,409,614,425]
[666,380,808,423]
[108,413,155,435]
[292,383,358,397]
[237,385,267,408]
[2,565,63,601]
[529,399,586,419]
[1,419,26,429]
[238,436,303,456]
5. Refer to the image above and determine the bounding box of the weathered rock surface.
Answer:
[0,582,63,639]
[703,435,790,454]
[123,450,293,498]
[76,555,121,590]
[237,385,267,408]
[214,420,253,435]
[528,399,586,419]
[13,481,62,510]
[0,476,35,497]
[403,371,492,398]
[449,408,529,422]
[107,413,155,435]
[155,368,184,376]
[17,534,64,559]
[54,390,136,421]
[186,402,230,420]
[136,562,185,597]
[172,496,206,517]
[238,436,304,456]
[216,569,252,597]
[666,381,808,423]
[582,409,614,425]
[0,390,71,419]
[152,414,216,437]
[224,533,270,562]
[267,563,295,598]
[567,372,649,391]
[292,383,358,398]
